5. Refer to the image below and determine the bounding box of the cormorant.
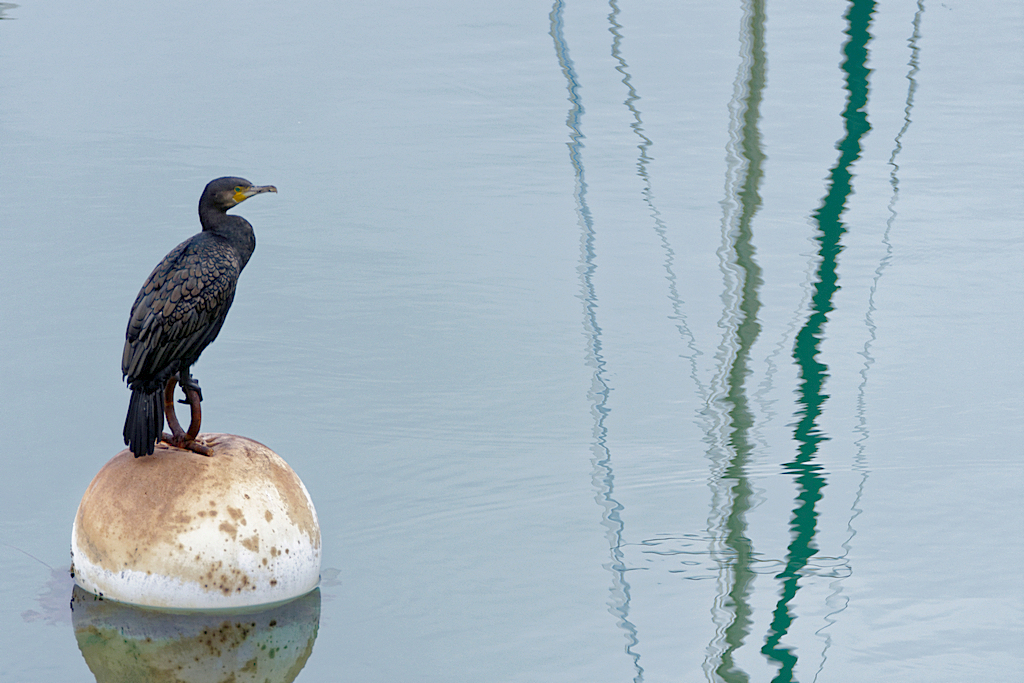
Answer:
[122,176,277,457]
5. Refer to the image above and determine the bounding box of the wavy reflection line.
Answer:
[607,0,705,404]
[857,0,922,432]
[699,1,767,681]
[550,2,643,680]
[810,4,923,681]
[761,2,876,681]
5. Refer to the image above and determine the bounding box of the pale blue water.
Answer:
[1,0,1022,681]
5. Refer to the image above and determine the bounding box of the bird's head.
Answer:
[202,176,278,211]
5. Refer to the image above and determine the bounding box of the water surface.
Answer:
[1,0,1022,681]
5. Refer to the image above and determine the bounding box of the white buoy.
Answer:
[71,434,321,610]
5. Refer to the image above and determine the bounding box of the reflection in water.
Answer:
[761,2,876,681]
[71,586,320,682]
[826,2,923,678]
[607,0,704,399]
[704,1,766,681]
[549,2,643,680]
[857,0,923,434]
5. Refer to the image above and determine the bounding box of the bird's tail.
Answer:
[124,385,164,458]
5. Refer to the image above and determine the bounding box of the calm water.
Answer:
[1,0,1022,681]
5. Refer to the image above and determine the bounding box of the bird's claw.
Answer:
[178,377,203,402]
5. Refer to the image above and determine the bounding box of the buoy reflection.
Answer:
[71,585,320,683]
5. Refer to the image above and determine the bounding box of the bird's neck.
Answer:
[199,204,229,231]
[199,208,256,269]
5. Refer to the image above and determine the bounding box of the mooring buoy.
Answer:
[71,434,320,610]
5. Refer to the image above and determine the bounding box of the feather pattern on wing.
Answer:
[122,232,241,388]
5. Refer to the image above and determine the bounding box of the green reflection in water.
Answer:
[827,0,923,672]
[761,1,876,681]
[710,0,767,681]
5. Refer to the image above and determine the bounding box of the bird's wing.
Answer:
[122,236,241,382]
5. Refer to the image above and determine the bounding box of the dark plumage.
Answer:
[122,176,276,457]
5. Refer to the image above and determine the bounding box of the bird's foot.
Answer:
[177,375,203,404]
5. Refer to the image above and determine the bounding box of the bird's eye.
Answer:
[234,186,242,193]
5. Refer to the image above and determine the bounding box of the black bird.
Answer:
[122,177,277,457]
